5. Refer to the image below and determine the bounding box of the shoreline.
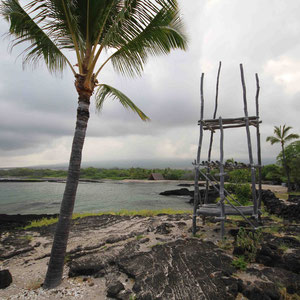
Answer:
[0,177,288,192]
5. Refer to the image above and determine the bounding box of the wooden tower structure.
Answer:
[192,63,262,238]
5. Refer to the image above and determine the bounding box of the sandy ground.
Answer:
[123,179,289,194]
[1,214,219,300]
[260,184,287,193]
[123,179,288,190]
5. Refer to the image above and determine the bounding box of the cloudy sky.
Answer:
[0,0,299,168]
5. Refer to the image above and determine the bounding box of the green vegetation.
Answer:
[277,141,300,188]
[74,209,192,218]
[217,239,233,251]
[0,168,67,178]
[222,134,300,191]
[23,209,192,229]
[64,254,71,265]
[224,184,252,206]
[262,225,282,235]
[279,287,300,300]
[266,125,299,191]
[261,164,283,185]
[136,235,144,241]
[231,228,263,271]
[236,228,262,262]
[18,235,33,241]
[0,167,192,181]
[192,233,205,239]
[224,168,252,205]
[275,191,300,201]
[263,212,284,223]
[278,243,289,253]
[232,256,247,271]
[24,217,59,229]
[227,169,251,183]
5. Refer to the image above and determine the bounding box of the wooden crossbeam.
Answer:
[199,115,258,124]
[197,205,254,216]
[202,120,262,131]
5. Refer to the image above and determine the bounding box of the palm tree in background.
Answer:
[266,125,299,191]
[1,0,187,288]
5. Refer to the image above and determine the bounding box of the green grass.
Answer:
[149,242,164,248]
[275,192,300,201]
[227,215,245,221]
[278,243,289,252]
[218,239,234,251]
[262,212,284,223]
[18,235,33,241]
[23,209,192,229]
[275,192,289,200]
[24,217,59,229]
[73,209,192,218]
[232,256,247,271]
[262,225,282,235]
[192,233,204,239]
[136,235,144,241]
[279,287,300,300]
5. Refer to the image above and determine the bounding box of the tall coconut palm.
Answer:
[1,0,187,288]
[266,125,299,191]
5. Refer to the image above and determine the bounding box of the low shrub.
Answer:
[232,255,247,271]
[225,183,252,205]
[236,228,262,262]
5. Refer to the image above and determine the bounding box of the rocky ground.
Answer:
[0,191,300,299]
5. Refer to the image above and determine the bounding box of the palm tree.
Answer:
[1,0,187,288]
[266,125,299,191]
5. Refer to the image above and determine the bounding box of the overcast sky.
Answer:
[0,0,299,168]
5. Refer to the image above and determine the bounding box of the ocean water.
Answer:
[0,181,193,215]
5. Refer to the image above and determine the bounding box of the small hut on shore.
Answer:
[148,173,164,180]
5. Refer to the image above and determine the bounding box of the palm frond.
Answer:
[273,126,282,139]
[281,125,292,138]
[97,0,187,77]
[95,84,150,121]
[285,133,300,141]
[1,0,71,74]
[266,136,280,145]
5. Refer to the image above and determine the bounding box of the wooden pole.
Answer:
[193,73,205,235]
[205,61,222,204]
[240,64,258,218]
[219,117,226,239]
[255,73,262,213]
[198,169,256,228]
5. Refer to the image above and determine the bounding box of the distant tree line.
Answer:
[1,141,299,186]
[0,167,194,181]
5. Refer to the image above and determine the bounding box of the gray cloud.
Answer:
[0,0,299,167]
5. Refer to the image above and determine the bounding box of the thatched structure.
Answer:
[148,173,164,180]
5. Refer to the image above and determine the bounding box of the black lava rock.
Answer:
[0,270,12,289]
[107,281,125,298]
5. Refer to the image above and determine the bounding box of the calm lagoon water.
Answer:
[0,181,192,215]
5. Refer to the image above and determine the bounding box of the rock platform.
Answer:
[0,210,299,299]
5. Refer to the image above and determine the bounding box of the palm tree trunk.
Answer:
[43,93,90,289]
[281,144,291,192]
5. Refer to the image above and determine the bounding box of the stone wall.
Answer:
[261,190,300,222]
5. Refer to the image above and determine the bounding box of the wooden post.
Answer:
[197,168,256,228]
[205,61,222,204]
[193,73,205,235]
[240,64,258,218]
[255,73,262,214]
[219,117,226,239]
